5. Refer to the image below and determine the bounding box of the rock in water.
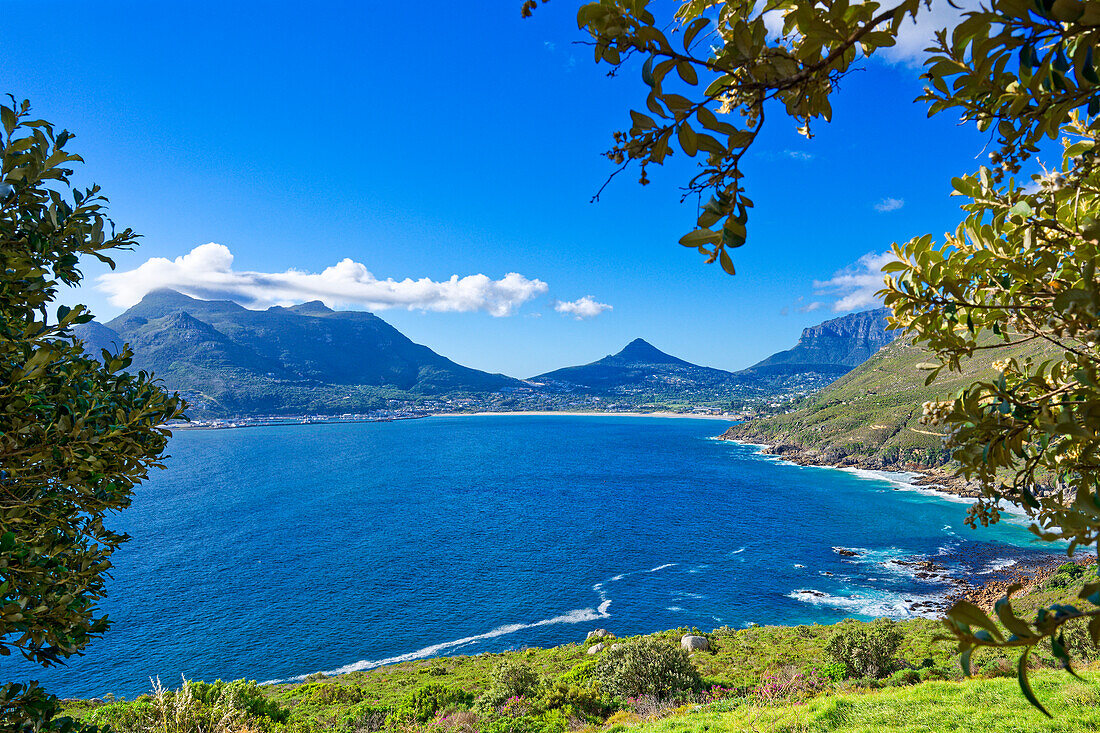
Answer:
[681,635,710,652]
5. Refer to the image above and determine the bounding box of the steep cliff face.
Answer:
[743,307,896,375]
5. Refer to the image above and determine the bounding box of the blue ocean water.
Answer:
[6,415,1059,698]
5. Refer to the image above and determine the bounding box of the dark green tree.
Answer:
[0,97,186,731]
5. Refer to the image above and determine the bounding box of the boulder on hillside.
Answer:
[586,628,611,641]
[587,643,606,655]
[681,635,710,652]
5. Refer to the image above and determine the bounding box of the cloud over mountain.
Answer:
[98,243,550,317]
[814,251,896,312]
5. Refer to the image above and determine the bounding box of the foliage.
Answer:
[87,677,288,733]
[824,619,904,680]
[390,684,473,725]
[0,97,185,730]
[592,637,701,701]
[478,660,541,710]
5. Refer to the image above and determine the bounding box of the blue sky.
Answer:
[1,1,995,378]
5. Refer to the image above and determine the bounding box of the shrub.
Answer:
[304,682,366,706]
[815,662,847,683]
[90,677,249,733]
[824,619,903,680]
[884,669,920,687]
[480,709,567,733]
[1045,562,1088,589]
[592,638,701,701]
[1060,619,1099,661]
[557,659,597,687]
[392,683,474,724]
[479,660,542,709]
[338,703,390,733]
[540,681,607,719]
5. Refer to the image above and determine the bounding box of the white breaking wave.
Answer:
[266,562,678,685]
[787,588,944,620]
[979,558,1019,575]
[265,605,612,683]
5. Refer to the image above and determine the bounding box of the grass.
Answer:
[633,671,1100,732]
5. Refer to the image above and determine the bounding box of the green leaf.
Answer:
[630,110,657,131]
[678,228,721,247]
[1018,651,1052,717]
[677,123,698,156]
[947,601,1004,641]
[719,249,736,275]
[683,17,710,50]
[994,598,1034,639]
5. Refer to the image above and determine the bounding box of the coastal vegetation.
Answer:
[60,565,1100,733]
[722,335,1056,472]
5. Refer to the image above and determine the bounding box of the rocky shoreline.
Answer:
[717,431,984,499]
[721,430,1087,616]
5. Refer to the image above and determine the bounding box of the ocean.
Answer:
[7,415,1059,698]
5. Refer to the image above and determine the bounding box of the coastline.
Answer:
[430,410,738,421]
[716,434,981,500]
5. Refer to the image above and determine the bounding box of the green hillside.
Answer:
[725,336,1054,469]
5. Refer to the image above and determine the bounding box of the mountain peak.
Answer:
[138,288,199,305]
[613,338,687,365]
[282,300,334,316]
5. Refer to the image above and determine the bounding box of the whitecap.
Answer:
[787,588,945,620]
[265,605,611,684]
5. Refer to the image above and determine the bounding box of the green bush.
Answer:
[557,659,597,687]
[884,669,920,687]
[815,661,848,683]
[1060,618,1100,661]
[1045,562,1089,589]
[303,682,366,706]
[540,681,607,720]
[824,619,903,680]
[391,683,474,724]
[88,677,287,733]
[337,702,390,733]
[591,637,701,701]
[481,709,567,733]
[479,660,542,709]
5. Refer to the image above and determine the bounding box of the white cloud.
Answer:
[885,0,975,66]
[761,0,976,67]
[874,197,905,212]
[785,150,814,161]
[814,251,896,312]
[553,296,613,320]
[98,243,550,317]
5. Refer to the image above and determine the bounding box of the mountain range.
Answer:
[74,290,896,416]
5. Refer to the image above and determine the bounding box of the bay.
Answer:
[7,415,1057,698]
